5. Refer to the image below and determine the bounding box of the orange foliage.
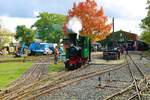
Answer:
[64,0,112,41]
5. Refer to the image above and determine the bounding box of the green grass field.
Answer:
[48,62,65,73]
[0,62,32,89]
[0,57,65,89]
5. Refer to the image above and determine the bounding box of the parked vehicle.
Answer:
[28,42,52,55]
[15,43,27,57]
[103,47,120,60]
[136,41,149,51]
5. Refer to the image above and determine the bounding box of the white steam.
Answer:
[67,17,82,39]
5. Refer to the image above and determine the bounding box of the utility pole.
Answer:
[112,17,115,33]
[112,17,115,49]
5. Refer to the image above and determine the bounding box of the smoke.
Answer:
[66,17,82,39]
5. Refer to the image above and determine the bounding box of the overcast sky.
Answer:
[0,0,148,35]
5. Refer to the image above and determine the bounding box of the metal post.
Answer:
[112,17,115,33]
[88,39,91,62]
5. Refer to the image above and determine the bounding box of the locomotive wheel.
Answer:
[65,62,70,70]
[65,62,82,70]
[76,63,82,68]
[65,62,75,70]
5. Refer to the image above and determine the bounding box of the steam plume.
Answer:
[67,17,82,39]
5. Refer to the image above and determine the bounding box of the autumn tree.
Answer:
[64,0,112,41]
[140,0,150,44]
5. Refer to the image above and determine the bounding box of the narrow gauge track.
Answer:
[0,56,50,100]
[0,61,91,100]
[0,64,90,100]
[2,53,148,100]
[10,63,128,100]
[105,54,150,100]
[0,54,127,100]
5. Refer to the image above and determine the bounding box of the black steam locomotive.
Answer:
[63,33,89,70]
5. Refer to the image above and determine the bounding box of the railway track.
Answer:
[0,56,92,99]
[1,55,127,99]
[0,56,50,100]
[0,58,127,99]
[37,53,149,100]
[104,54,150,100]
[0,52,127,100]
[10,63,127,99]
[0,52,149,100]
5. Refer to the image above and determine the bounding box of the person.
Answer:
[125,44,128,54]
[58,47,63,61]
[54,46,59,64]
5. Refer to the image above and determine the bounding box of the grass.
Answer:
[0,57,24,61]
[145,63,150,67]
[0,62,32,89]
[48,62,65,73]
[144,50,150,67]
[144,51,150,57]
[0,55,41,62]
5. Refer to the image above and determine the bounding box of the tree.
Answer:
[141,31,150,44]
[33,12,66,43]
[16,25,35,46]
[64,0,112,42]
[140,0,150,44]
[0,28,11,48]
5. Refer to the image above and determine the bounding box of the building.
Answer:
[100,30,139,50]
[0,28,18,53]
[103,30,149,51]
[109,30,138,42]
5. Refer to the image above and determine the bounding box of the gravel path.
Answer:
[36,52,150,100]
[37,64,132,100]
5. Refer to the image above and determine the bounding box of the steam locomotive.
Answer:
[63,33,89,70]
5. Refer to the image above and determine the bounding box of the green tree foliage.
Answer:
[141,31,150,44]
[0,28,11,48]
[33,12,66,43]
[16,25,35,46]
[140,0,150,44]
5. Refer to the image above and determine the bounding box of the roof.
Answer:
[113,30,138,41]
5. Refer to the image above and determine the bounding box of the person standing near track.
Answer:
[125,43,128,54]
[54,46,59,64]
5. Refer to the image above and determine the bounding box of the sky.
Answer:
[0,0,148,35]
